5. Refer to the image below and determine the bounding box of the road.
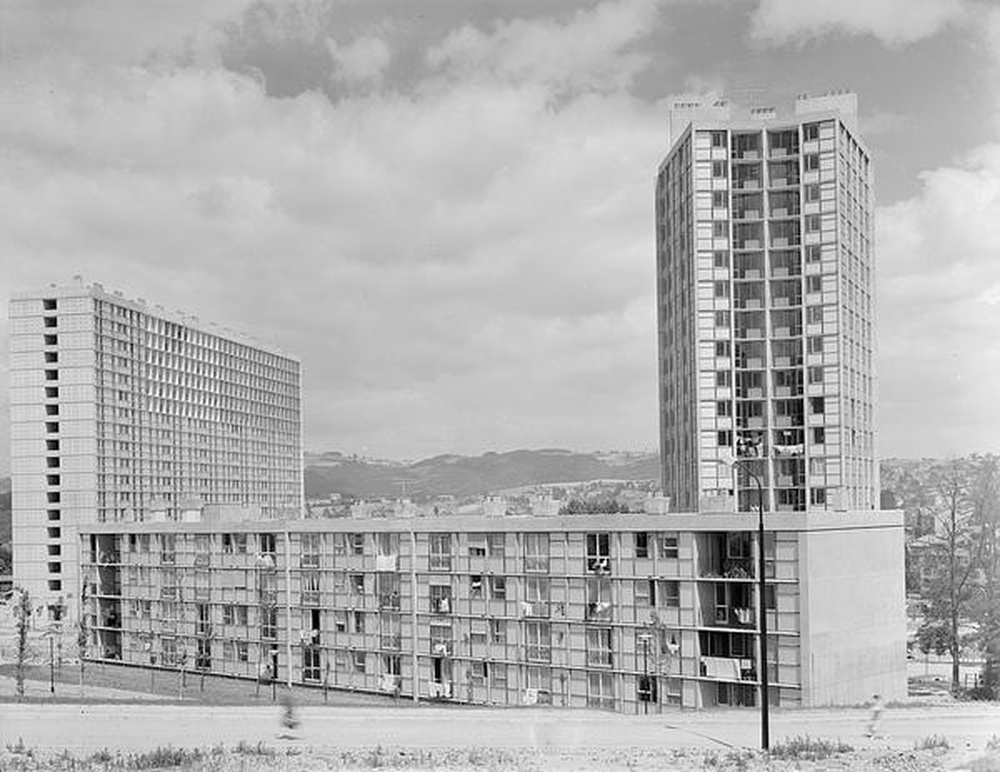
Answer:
[1,703,998,752]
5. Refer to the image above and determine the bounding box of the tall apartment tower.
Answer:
[655,93,877,514]
[8,280,303,616]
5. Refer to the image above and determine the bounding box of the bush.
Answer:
[769,736,853,761]
[914,734,950,751]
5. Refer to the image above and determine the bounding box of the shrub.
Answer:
[769,736,853,761]
[915,734,950,751]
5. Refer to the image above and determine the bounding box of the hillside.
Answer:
[304,449,660,500]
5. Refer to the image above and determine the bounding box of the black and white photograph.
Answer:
[1,0,999,769]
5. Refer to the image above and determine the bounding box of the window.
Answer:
[587,627,613,667]
[160,534,176,564]
[261,607,278,640]
[430,584,452,614]
[804,153,820,171]
[236,642,249,662]
[470,574,483,598]
[353,651,366,673]
[806,244,822,263]
[487,533,505,557]
[303,647,321,682]
[716,401,732,417]
[634,532,649,559]
[585,533,610,572]
[470,661,488,685]
[805,214,821,233]
[712,190,727,208]
[812,427,826,444]
[524,533,549,572]
[715,311,730,329]
[46,457,60,469]
[429,533,452,570]
[807,275,822,293]
[490,618,506,644]
[588,672,615,710]
[353,611,365,634]
[525,665,551,703]
[810,397,825,414]
[811,487,827,506]
[44,334,57,346]
[711,131,727,148]
[301,533,321,567]
[808,336,824,354]
[45,351,58,363]
[713,250,729,268]
[43,298,57,310]
[638,675,658,704]
[715,341,730,358]
[803,123,819,141]
[301,571,321,605]
[47,474,60,486]
[586,577,612,620]
[44,316,57,328]
[468,534,486,557]
[659,580,680,607]
[659,533,679,559]
[46,440,60,451]
[804,183,820,203]
[713,221,728,238]
[808,366,824,384]
[334,611,347,633]
[717,430,732,448]
[45,404,59,417]
[713,281,729,299]
[489,575,507,601]
[350,573,365,595]
[45,421,59,433]
[348,533,364,555]
[712,161,727,178]
[222,605,235,626]
[259,533,276,556]
[525,622,551,662]
[635,579,656,607]
[806,306,823,324]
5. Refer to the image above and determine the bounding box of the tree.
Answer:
[965,455,1000,696]
[13,586,32,699]
[916,460,990,693]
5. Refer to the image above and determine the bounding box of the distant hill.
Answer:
[304,449,660,500]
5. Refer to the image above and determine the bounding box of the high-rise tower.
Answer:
[8,279,303,617]
[655,93,877,514]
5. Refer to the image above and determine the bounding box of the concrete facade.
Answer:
[8,280,302,618]
[655,94,878,515]
[78,508,906,713]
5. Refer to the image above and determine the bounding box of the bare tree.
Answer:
[916,460,988,692]
[966,455,1000,694]
[78,584,88,697]
[13,586,32,699]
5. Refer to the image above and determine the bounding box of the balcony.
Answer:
[521,601,550,618]
[585,557,611,574]
[524,557,550,573]
[429,555,452,572]
[431,640,453,657]
[194,554,210,568]
[379,592,401,610]
[428,681,453,699]
[300,554,320,569]
[97,552,121,565]
[195,623,213,638]
[259,589,278,606]
[375,554,399,572]
[301,591,320,606]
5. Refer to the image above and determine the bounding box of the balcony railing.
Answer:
[524,557,549,573]
[431,597,452,614]
[375,554,399,572]
[379,592,401,610]
[714,606,756,628]
[586,602,614,622]
[521,601,550,618]
[430,640,453,657]
[380,634,402,650]
[300,554,320,568]
[585,557,611,574]
[301,591,320,606]
[701,656,757,681]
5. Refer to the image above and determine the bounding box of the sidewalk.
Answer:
[0,674,173,702]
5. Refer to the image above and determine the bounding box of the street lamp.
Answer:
[717,455,770,751]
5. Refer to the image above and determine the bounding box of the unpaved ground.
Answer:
[0,744,996,772]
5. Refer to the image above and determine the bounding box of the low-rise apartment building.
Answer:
[79,509,905,712]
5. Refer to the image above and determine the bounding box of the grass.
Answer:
[768,735,853,761]
[914,734,950,751]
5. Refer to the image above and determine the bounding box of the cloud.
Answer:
[877,143,1000,456]
[749,0,971,46]
[426,0,659,94]
[0,1,674,462]
[327,34,392,86]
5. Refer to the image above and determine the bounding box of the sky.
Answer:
[1,0,999,468]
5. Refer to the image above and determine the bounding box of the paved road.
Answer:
[1,703,998,752]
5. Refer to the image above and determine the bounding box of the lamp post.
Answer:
[718,456,770,751]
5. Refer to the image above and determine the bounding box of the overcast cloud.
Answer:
[1,0,999,468]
